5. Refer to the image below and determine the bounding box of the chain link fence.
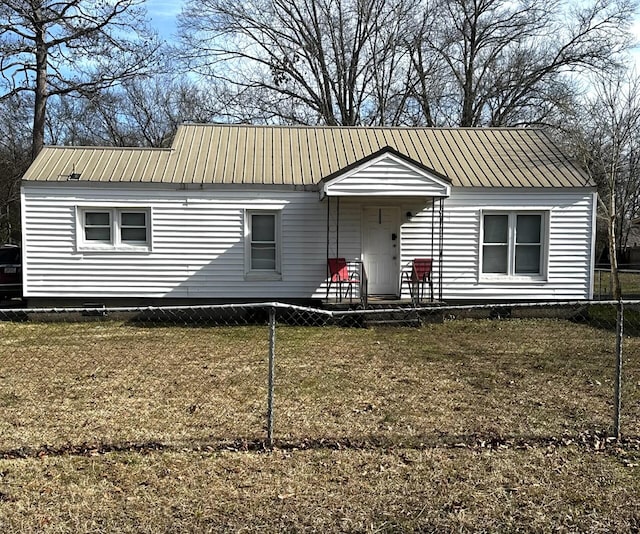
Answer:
[0,300,637,455]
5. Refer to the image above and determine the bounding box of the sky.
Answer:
[148,0,640,69]
[145,0,183,42]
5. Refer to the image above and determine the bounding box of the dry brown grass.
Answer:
[0,315,638,531]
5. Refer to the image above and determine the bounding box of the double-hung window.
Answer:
[78,208,150,251]
[481,212,546,278]
[246,210,281,278]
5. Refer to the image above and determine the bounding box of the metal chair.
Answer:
[403,258,434,304]
[327,258,360,303]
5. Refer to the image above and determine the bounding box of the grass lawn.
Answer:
[0,316,638,531]
[594,269,640,298]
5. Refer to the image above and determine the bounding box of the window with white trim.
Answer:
[78,208,150,251]
[246,210,281,277]
[481,212,546,277]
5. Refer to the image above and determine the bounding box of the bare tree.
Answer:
[177,0,417,126]
[408,0,635,127]
[46,76,222,148]
[570,70,640,299]
[177,0,634,127]
[0,95,31,242]
[0,0,161,159]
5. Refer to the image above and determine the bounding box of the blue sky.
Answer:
[145,0,183,41]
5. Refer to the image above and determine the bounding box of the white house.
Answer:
[20,124,596,306]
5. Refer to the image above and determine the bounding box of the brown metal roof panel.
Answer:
[298,127,313,184]
[306,128,323,182]
[128,150,154,182]
[529,130,591,187]
[115,150,141,182]
[102,150,125,182]
[504,130,556,187]
[280,127,292,185]
[200,125,220,184]
[185,125,205,184]
[189,125,211,183]
[466,130,509,187]
[400,130,421,167]
[427,130,471,187]
[271,127,283,184]
[497,130,540,187]
[143,150,166,183]
[139,151,164,182]
[173,125,197,183]
[387,129,412,162]
[35,147,68,181]
[418,130,453,185]
[474,130,519,187]
[234,126,249,184]
[343,128,363,164]
[324,128,345,174]
[162,126,187,183]
[28,147,51,180]
[241,128,263,184]
[218,126,235,184]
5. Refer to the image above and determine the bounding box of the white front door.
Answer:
[362,207,400,295]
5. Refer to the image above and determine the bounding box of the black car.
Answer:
[0,245,21,298]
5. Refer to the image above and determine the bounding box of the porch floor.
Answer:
[321,296,443,311]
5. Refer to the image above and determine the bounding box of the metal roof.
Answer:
[23,124,593,188]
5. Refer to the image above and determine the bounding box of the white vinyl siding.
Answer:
[323,153,450,197]
[21,184,595,302]
[399,189,594,300]
[22,185,325,299]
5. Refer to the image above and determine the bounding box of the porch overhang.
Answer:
[319,146,452,200]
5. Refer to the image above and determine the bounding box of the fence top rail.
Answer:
[0,299,636,318]
[595,267,640,274]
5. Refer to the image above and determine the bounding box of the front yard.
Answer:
[0,314,638,531]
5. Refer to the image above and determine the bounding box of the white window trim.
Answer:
[244,209,282,280]
[76,207,152,252]
[479,210,549,282]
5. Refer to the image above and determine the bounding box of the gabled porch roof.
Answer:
[319,147,452,199]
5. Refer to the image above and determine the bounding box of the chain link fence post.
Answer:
[267,305,276,448]
[614,300,623,440]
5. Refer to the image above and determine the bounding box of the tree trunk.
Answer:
[31,9,48,161]
[608,183,622,300]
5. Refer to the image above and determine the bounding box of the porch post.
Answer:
[439,197,444,302]
[326,196,330,299]
[336,196,340,258]
[430,198,435,261]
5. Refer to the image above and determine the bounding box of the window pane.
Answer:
[482,245,508,273]
[86,212,110,226]
[252,214,275,242]
[121,228,147,242]
[251,244,276,270]
[484,215,508,243]
[515,245,541,274]
[122,212,146,227]
[517,215,541,244]
[85,227,111,242]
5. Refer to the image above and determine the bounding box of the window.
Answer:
[246,210,281,277]
[78,208,150,251]
[84,211,112,243]
[120,211,148,244]
[481,212,546,278]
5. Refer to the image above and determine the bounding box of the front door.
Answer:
[362,207,400,295]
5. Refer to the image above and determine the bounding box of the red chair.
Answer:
[403,258,433,304]
[327,258,360,302]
